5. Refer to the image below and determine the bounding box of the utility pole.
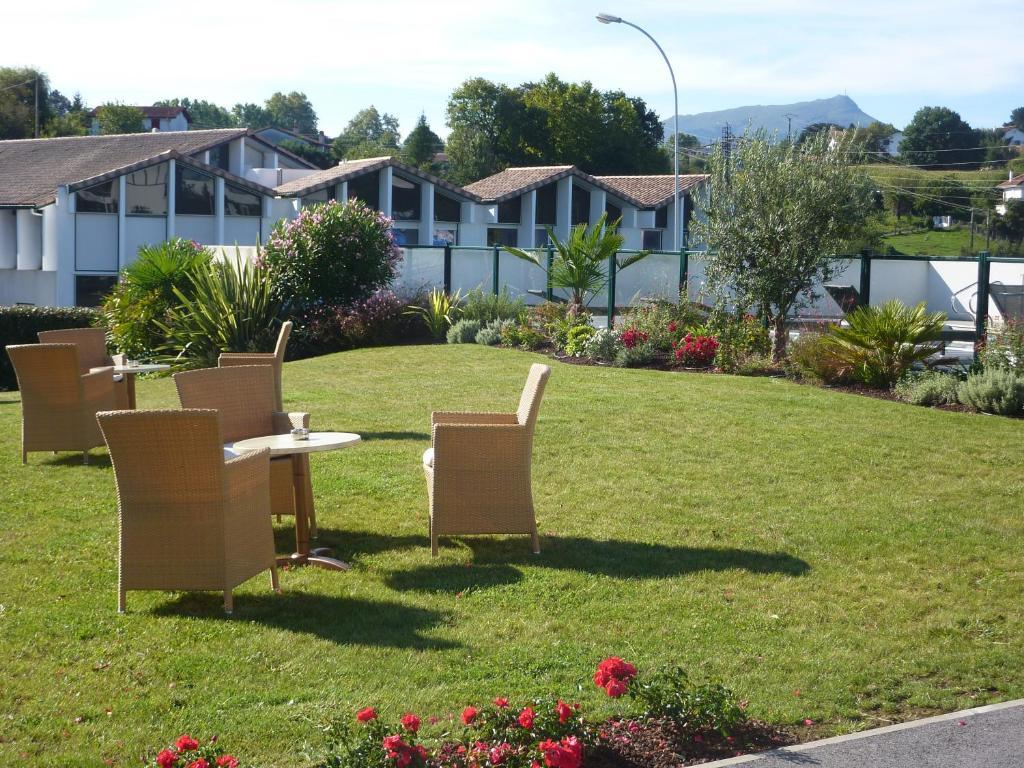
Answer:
[986,210,991,252]
[34,75,39,138]
[784,112,796,141]
[721,123,733,182]
[970,208,975,253]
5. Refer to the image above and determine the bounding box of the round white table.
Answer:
[226,431,361,571]
[111,363,171,409]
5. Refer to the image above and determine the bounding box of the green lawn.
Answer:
[882,228,978,257]
[2,345,1023,767]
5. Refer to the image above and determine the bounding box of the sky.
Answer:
[6,0,1023,139]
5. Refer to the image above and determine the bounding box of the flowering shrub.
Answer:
[260,199,402,312]
[594,656,638,698]
[300,289,407,353]
[147,733,241,768]
[582,328,623,362]
[673,333,719,367]
[708,311,772,373]
[616,300,706,352]
[619,327,649,350]
[563,324,596,357]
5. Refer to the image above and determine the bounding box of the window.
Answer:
[535,184,556,226]
[125,165,167,215]
[76,180,118,213]
[392,176,421,221]
[75,275,117,307]
[347,171,379,210]
[655,206,668,229]
[433,228,457,246]
[487,228,517,247]
[392,228,419,247]
[225,183,261,217]
[497,196,521,225]
[176,167,215,215]
[571,185,591,226]
[245,144,265,170]
[605,201,622,224]
[642,229,663,250]
[535,228,551,248]
[434,191,461,222]
[208,145,229,171]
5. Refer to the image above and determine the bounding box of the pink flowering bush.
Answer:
[147,734,241,768]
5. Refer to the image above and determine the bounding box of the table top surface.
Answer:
[112,363,171,373]
[227,431,362,457]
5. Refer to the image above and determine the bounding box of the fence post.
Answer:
[492,245,500,295]
[859,250,872,307]
[678,249,689,303]
[606,253,617,329]
[976,250,990,344]
[545,244,554,301]
[443,244,452,294]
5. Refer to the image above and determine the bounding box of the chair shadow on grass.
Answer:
[383,535,811,594]
[272,526,427,559]
[355,430,431,442]
[153,590,459,650]
[37,452,112,469]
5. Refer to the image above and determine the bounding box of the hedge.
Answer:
[0,306,101,390]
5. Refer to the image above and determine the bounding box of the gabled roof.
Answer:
[596,175,709,208]
[997,174,1024,189]
[274,156,481,201]
[0,129,248,207]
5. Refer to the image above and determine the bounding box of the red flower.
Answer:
[604,678,629,698]
[668,321,678,333]
[539,736,583,768]
[186,760,208,768]
[215,758,238,768]
[593,657,638,694]
[156,750,177,768]
[489,742,513,765]
[518,706,535,729]
[620,328,649,349]
[356,707,377,722]
[461,706,478,725]
[494,696,510,709]
[175,735,199,752]
[555,700,572,725]
[400,713,421,733]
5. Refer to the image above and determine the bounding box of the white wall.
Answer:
[393,247,445,297]
[224,217,262,247]
[74,214,118,272]
[175,215,216,244]
[0,270,56,306]
[123,217,167,267]
[15,209,42,270]
[0,209,16,269]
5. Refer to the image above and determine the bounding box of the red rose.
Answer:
[400,713,421,733]
[555,700,572,725]
[156,750,177,768]
[668,321,678,332]
[215,758,238,768]
[186,760,208,768]
[175,735,199,752]
[593,657,637,689]
[604,678,629,697]
[461,706,478,725]
[356,707,377,722]
[490,742,513,765]
[517,706,535,729]
[494,696,510,709]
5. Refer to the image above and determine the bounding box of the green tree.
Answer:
[278,138,332,169]
[95,103,145,134]
[996,200,1024,248]
[911,175,968,219]
[0,67,51,139]
[1010,107,1024,131]
[796,122,841,145]
[156,97,236,128]
[693,130,875,360]
[848,121,898,162]
[232,102,271,127]
[400,114,444,169]
[43,90,88,136]
[899,106,981,169]
[332,106,401,160]
[264,91,317,134]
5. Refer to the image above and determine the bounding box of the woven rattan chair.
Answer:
[6,343,119,464]
[217,321,292,410]
[422,363,551,556]
[38,327,129,408]
[173,364,312,532]
[97,409,279,614]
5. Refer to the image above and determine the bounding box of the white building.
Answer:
[89,106,192,135]
[1002,126,1024,147]
[996,172,1023,215]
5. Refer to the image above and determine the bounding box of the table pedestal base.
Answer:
[277,547,350,571]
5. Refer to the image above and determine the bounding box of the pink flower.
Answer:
[518,706,535,729]
[356,707,377,722]
[400,713,421,733]
[804,718,814,726]
[215,758,238,768]
[489,742,513,765]
[461,706,478,725]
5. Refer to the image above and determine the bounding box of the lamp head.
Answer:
[596,12,622,23]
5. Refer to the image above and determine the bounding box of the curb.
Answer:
[699,698,1024,766]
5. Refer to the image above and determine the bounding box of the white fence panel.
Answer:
[451,248,493,295]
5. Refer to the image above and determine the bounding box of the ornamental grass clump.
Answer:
[957,368,1024,416]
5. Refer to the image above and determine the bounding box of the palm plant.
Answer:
[824,299,946,388]
[406,288,462,340]
[504,214,648,318]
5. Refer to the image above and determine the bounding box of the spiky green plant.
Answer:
[824,300,945,388]
[405,288,462,340]
[504,214,648,317]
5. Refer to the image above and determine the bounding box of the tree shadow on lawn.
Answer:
[153,590,459,650]
[384,536,810,593]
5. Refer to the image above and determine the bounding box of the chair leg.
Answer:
[431,533,439,557]
[531,527,540,555]
[224,590,233,615]
[117,585,126,614]
[270,565,281,593]
[82,450,89,465]
[309,503,318,540]
[22,448,27,465]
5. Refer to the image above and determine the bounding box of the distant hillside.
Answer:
[665,95,881,144]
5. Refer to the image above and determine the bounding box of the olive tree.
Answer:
[693,130,874,360]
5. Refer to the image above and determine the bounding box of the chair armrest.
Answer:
[223,449,272,531]
[431,423,529,470]
[224,449,271,500]
[431,411,519,425]
[219,353,274,367]
[81,368,115,405]
[273,411,310,433]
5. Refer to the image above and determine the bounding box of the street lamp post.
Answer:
[596,12,680,252]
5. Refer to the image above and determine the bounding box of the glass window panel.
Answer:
[176,166,215,216]
[433,228,457,246]
[571,185,590,226]
[76,180,119,214]
[75,275,117,307]
[535,228,551,248]
[347,171,379,210]
[655,206,668,229]
[497,196,521,224]
[434,191,461,222]
[392,175,421,221]
[642,229,663,250]
[536,184,556,226]
[605,201,622,223]
[125,164,168,215]
[208,145,229,171]
[225,183,262,217]
[392,228,419,246]
[487,228,517,247]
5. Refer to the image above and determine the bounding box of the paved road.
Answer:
[704,700,1024,768]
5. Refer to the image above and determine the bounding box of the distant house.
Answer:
[89,106,192,135]
[883,131,904,157]
[1002,126,1024,147]
[252,126,333,154]
[996,173,1024,215]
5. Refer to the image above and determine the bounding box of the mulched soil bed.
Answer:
[586,717,797,767]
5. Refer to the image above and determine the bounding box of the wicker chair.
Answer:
[217,320,292,410]
[38,327,129,408]
[97,409,279,614]
[422,363,551,556]
[6,343,119,464]
[173,364,312,533]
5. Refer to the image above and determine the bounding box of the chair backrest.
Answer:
[274,321,293,364]
[516,363,551,430]
[38,328,111,371]
[174,365,277,443]
[6,344,83,404]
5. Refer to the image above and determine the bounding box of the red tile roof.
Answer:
[596,175,708,208]
[997,174,1024,189]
